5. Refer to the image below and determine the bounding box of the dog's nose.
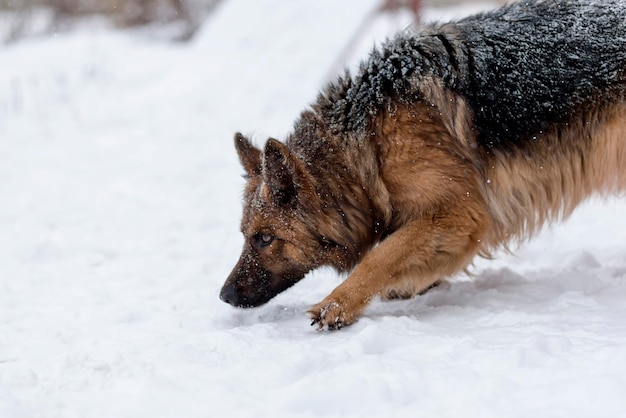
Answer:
[219,284,239,306]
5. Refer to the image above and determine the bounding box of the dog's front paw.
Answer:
[308,299,353,331]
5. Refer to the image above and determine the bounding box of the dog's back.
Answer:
[319,0,626,148]
[454,0,626,148]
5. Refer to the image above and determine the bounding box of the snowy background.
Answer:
[1,1,626,417]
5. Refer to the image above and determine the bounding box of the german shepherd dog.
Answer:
[220,0,626,330]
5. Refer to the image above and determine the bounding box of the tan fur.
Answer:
[483,102,626,250]
[308,99,626,329]
[309,101,490,327]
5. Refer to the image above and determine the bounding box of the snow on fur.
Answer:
[0,1,625,417]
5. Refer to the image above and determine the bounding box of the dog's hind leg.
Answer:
[382,279,442,300]
[309,204,487,330]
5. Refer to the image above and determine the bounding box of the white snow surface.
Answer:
[1,1,626,417]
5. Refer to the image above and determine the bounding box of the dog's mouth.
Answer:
[220,269,306,308]
[219,283,274,308]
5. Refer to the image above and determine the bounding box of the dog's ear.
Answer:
[234,132,261,177]
[262,138,310,205]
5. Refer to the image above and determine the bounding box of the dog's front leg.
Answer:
[309,210,486,330]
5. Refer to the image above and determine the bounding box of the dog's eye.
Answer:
[254,233,274,248]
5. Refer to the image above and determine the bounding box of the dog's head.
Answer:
[220,133,336,308]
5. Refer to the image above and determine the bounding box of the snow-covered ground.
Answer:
[1,1,625,417]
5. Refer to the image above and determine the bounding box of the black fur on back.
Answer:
[314,0,626,149]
